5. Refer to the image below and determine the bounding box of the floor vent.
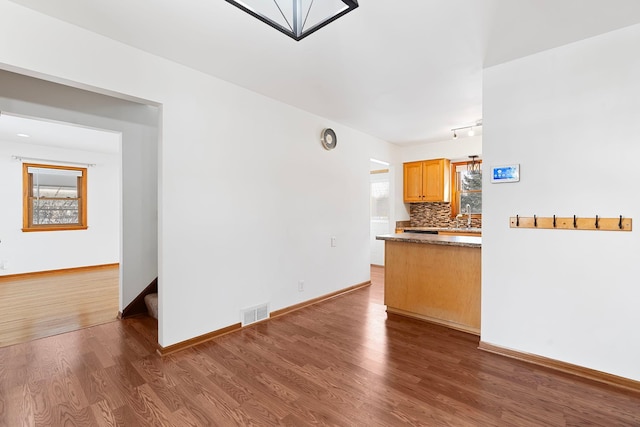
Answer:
[241,303,270,326]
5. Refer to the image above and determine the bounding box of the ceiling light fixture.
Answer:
[467,155,481,173]
[225,0,359,41]
[17,133,30,138]
[451,120,482,140]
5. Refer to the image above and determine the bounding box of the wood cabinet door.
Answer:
[403,161,424,202]
[423,159,451,202]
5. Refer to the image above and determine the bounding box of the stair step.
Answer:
[144,293,158,319]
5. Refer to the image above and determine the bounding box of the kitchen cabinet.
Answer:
[378,234,481,335]
[403,158,451,203]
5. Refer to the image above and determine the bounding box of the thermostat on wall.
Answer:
[491,164,520,183]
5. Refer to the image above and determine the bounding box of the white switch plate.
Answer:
[298,280,304,292]
[331,236,337,247]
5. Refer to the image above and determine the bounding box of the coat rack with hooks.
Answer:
[509,215,632,231]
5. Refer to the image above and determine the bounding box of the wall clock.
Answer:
[320,128,337,150]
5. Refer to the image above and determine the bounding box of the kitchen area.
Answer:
[376,155,482,335]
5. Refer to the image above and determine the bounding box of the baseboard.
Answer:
[0,263,119,281]
[386,306,480,336]
[270,280,371,318]
[157,280,371,357]
[119,277,157,319]
[478,341,640,393]
[157,323,242,356]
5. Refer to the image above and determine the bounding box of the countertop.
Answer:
[376,233,481,248]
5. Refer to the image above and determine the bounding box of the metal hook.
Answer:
[619,215,623,229]
[516,215,519,227]
[595,215,599,229]
[573,215,577,228]
[553,215,556,228]
[534,215,537,227]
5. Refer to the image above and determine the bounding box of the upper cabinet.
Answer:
[403,158,451,203]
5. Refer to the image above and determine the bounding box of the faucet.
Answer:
[455,213,463,229]
[466,204,472,228]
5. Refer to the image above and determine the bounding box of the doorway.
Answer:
[0,68,160,345]
[370,159,390,266]
[0,113,122,347]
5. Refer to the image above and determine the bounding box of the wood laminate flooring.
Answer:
[0,266,638,426]
[0,266,119,348]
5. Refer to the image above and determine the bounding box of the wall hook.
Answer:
[510,215,631,231]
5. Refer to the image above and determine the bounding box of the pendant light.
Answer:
[225,0,359,41]
[467,155,481,173]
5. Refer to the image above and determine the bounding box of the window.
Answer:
[451,161,482,217]
[22,163,88,232]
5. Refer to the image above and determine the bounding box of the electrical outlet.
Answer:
[298,280,304,292]
[331,236,337,247]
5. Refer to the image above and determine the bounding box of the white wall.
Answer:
[483,24,640,381]
[0,140,119,274]
[400,136,482,164]
[159,84,397,346]
[0,1,399,347]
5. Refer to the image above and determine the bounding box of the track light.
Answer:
[451,120,482,140]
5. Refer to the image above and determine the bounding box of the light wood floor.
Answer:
[0,265,119,348]
[1,266,639,426]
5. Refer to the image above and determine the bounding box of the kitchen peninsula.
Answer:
[376,233,481,334]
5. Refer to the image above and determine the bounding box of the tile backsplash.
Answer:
[409,203,482,228]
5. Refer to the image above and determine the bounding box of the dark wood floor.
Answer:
[1,266,638,426]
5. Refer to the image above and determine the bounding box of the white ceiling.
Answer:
[8,0,640,145]
[0,113,121,154]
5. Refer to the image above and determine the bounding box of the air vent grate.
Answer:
[241,303,270,327]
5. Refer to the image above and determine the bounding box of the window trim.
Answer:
[22,162,88,232]
[450,160,482,218]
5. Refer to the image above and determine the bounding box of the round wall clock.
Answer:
[320,128,337,150]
